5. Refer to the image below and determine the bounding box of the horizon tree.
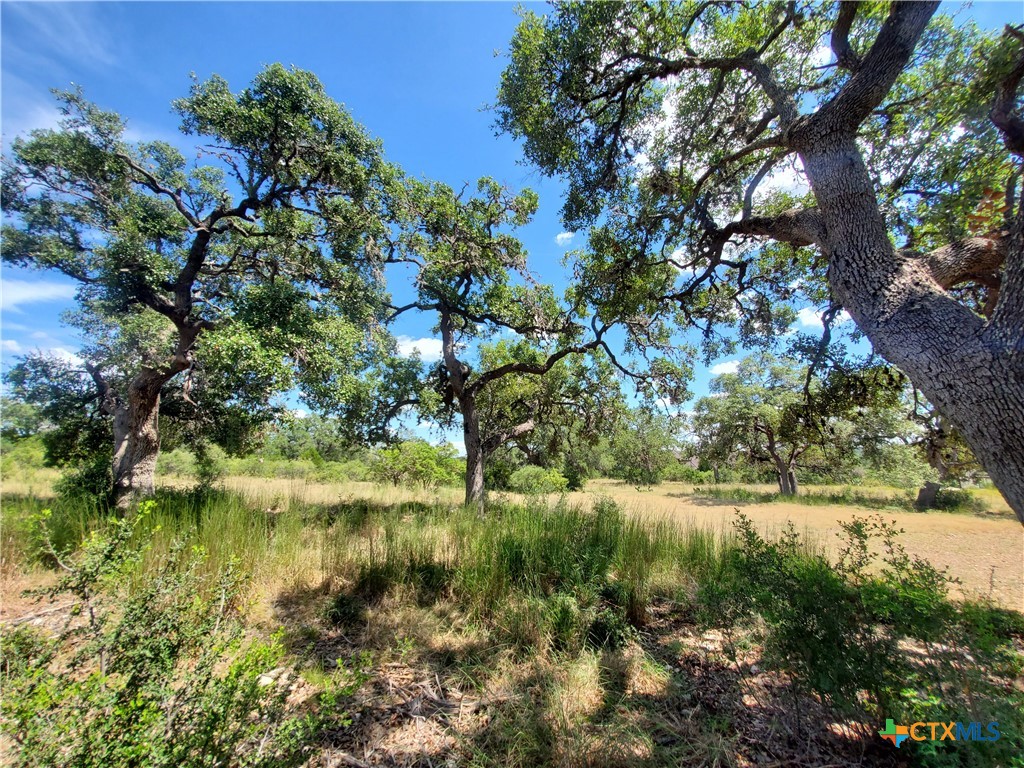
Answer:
[692,353,903,495]
[496,2,1024,520]
[2,64,400,507]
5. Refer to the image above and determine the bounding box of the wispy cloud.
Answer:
[555,232,576,247]
[4,3,119,72]
[395,335,443,363]
[49,347,84,366]
[795,307,851,330]
[1,279,78,313]
[710,360,739,376]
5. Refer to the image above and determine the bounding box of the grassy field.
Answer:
[4,472,1020,608]
[2,472,1022,767]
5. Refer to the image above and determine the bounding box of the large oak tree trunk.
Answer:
[112,372,164,510]
[774,458,797,496]
[462,398,486,511]
[799,136,1024,521]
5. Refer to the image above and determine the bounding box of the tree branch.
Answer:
[831,2,862,72]
[482,419,536,455]
[991,24,1024,157]
[798,1,938,142]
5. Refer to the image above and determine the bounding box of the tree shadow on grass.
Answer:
[665,493,753,508]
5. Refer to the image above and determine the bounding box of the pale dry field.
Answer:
[570,480,1023,610]
[3,471,1021,610]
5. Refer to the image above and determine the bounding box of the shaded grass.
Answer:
[4,483,1020,768]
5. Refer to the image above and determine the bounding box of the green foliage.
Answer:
[693,353,914,492]
[692,485,919,511]
[507,465,569,495]
[2,62,404,496]
[496,2,1010,335]
[0,505,347,767]
[0,433,47,476]
[369,439,461,488]
[699,513,1023,766]
[611,408,680,487]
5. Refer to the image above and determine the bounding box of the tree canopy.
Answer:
[497,2,1024,520]
[2,64,401,504]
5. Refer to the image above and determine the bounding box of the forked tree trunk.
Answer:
[774,458,797,496]
[112,372,164,510]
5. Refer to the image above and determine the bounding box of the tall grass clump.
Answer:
[0,505,354,768]
[325,496,728,654]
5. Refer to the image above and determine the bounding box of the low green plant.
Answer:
[370,439,461,488]
[931,488,990,514]
[698,513,1023,767]
[692,484,921,511]
[0,503,347,768]
[507,465,569,495]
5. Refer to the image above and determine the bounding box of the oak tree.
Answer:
[387,178,673,508]
[497,2,1024,520]
[2,65,398,506]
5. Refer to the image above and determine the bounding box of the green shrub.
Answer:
[931,488,989,514]
[370,440,461,488]
[698,513,1024,767]
[660,462,714,484]
[156,447,197,476]
[0,504,348,767]
[692,485,917,510]
[507,465,569,495]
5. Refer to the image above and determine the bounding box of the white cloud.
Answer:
[395,335,443,363]
[710,360,740,376]
[1,279,77,312]
[809,45,833,68]
[758,163,809,199]
[291,409,308,419]
[796,307,852,329]
[555,232,576,246]
[4,2,118,70]
[50,347,84,366]
[2,339,23,354]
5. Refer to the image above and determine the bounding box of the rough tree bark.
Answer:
[87,326,199,510]
[110,372,164,507]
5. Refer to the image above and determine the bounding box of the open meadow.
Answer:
[4,5,1024,765]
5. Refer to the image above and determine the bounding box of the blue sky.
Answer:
[2,1,1020,448]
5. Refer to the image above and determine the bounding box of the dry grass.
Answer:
[566,480,1023,609]
[3,471,1021,609]
[3,470,1020,768]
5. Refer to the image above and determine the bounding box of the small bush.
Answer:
[660,463,714,484]
[698,513,1024,766]
[507,465,569,495]
[931,488,989,514]
[692,485,917,510]
[370,440,461,488]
